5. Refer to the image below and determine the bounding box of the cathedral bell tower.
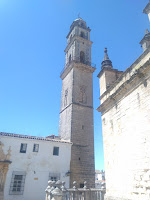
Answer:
[59,18,96,188]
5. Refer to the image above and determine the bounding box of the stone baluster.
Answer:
[72,181,77,190]
[45,180,106,200]
[51,187,63,200]
[83,181,87,189]
[45,181,55,200]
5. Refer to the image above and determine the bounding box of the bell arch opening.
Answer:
[80,31,85,38]
[80,51,85,63]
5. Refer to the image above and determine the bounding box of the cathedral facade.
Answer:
[97,2,150,200]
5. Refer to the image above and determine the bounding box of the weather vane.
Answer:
[78,13,80,18]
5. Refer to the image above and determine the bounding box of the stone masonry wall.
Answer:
[59,64,95,188]
[69,66,95,188]
[70,104,95,188]
[59,69,73,140]
[102,67,150,200]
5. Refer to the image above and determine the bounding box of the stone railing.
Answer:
[45,180,105,200]
[60,57,96,77]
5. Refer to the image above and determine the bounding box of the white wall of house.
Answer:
[1,134,72,200]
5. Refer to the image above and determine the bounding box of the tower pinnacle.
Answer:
[143,1,150,22]
[101,48,113,69]
[140,29,150,52]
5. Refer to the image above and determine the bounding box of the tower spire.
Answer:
[101,48,113,69]
[143,1,150,22]
[140,29,150,52]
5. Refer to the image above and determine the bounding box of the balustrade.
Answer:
[45,180,105,200]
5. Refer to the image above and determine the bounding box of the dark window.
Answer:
[80,183,84,188]
[69,54,71,63]
[80,51,85,63]
[80,31,85,38]
[53,147,59,156]
[20,143,27,153]
[33,144,39,152]
[50,176,57,181]
[9,172,26,195]
[49,173,60,182]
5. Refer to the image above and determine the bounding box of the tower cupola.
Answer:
[64,18,93,71]
[70,18,87,31]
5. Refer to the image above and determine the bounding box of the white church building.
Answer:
[0,132,72,200]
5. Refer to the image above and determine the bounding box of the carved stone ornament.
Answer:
[0,142,11,199]
[79,85,87,104]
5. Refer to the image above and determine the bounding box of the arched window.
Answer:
[80,31,85,38]
[80,51,85,63]
[69,54,71,63]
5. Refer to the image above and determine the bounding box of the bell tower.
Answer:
[59,18,96,188]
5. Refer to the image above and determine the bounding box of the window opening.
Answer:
[9,172,26,195]
[33,144,39,152]
[20,143,27,153]
[53,147,59,156]
[80,183,84,188]
[80,51,85,64]
[80,31,85,38]
[49,173,60,182]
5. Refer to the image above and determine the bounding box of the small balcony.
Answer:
[60,56,96,77]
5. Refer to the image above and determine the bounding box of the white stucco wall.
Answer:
[1,135,71,200]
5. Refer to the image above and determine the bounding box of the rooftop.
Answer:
[0,132,72,144]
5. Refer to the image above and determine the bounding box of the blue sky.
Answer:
[0,0,149,170]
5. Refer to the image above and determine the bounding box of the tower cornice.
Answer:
[60,62,96,80]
